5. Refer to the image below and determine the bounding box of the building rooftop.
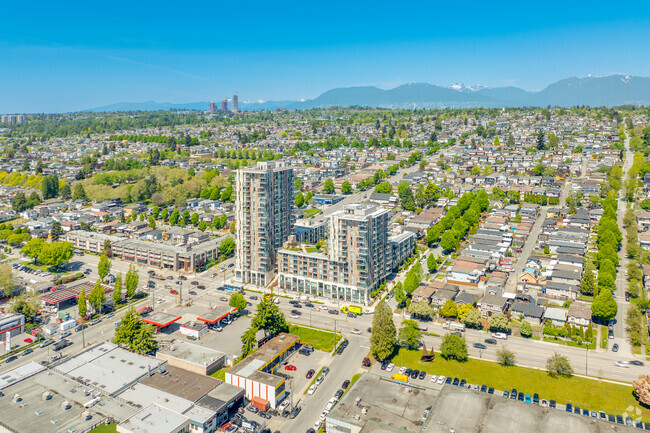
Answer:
[55,342,164,396]
[156,340,226,370]
[196,305,235,324]
[142,312,182,328]
[139,365,220,402]
[228,333,300,387]
[118,403,188,433]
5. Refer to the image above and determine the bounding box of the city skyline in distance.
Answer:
[2,0,650,113]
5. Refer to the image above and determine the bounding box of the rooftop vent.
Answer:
[61,400,71,410]
[42,391,52,401]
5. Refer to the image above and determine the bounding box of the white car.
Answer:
[320,305,328,310]
[278,401,290,412]
[399,366,407,375]
[351,328,361,334]
[492,332,508,340]
[315,376,324,386]
[308,385,317,395]
[430,375,438,383]
[614,361,629,368]
[437,375,445,385]
[157,298,165,304]
[313,421,322,430]
[319,412,327,421]
[386,363,394,372]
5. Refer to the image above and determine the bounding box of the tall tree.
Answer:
[98,254,111,281]
[427,253,437,273]
[0,263,15,298]
[591,289,617,322]
[439,299,458,318]
[125,265,139,298]
[546,352,573,377]
[370,300,397,360]
[78,287,87,318]
[41,174,59,199]
[251,297,289,336]
[398,319,422,349]
[440,332,468,361]
[21,238,44,263]
[229,292,247,315]
[114,309,158,354]
[38,241,74,268]
[323,178,335,194]
[497,346,516,366]
[50,221,62,241]
[113,273,123,306]
[341,180,352,194]
[60,183,71,200]
[72,183,87,201]
[579,270,595,296]
[88,280,105,313]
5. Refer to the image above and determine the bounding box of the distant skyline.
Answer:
[3,1,650,113]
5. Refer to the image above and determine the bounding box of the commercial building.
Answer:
[156,340,226,375]
[235,161,294,287]
[0,313,25,345]
[64,231,225,273]
[277,204,414,305]
[225,333,300,409]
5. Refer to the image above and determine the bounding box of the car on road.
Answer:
[320,305,328,310]
[249,295,257,300]
[190,281,198,286]
[328,309,339,315]
[60,331,71,339]
[608,329,614,339]
[291,310,302,316]
[40,339,54,348]
[5,356,18,363]
[170,289,178,295]
[341,380,350,389]
[629,360,644,366]
[612,343,619,352]
[308,385,317,395]
[21,348,33,356]
[492,332,508,340]
[166,276,173,280]
[484,338,497,344]
[75,324,87,332]
[189,291,196,295]
[306,369,315,379]
[90,318,101,326]
[614,361,629,368]
[351,328,361,334]
[473,343,486,349]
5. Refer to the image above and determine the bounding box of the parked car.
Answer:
[284,365,296,371]
[549,400,556,408]
[565,403,572,413]
[437,376,445,385]
[629,360,645,366]
[170,289,179,295]
[473,343,486,349]
[503,390,509,398]
[533,393,539,405]
[612,343,619,352]
[306,369,315,379]
[418,371,426,380]
[341,380,350,389]
[524,394,532,404]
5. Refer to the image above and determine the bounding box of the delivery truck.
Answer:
[442,321,465,332]
[59,319,77,332]
[340,305,363,315]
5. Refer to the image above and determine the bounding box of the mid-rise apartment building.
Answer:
[277,204,414,305]
[235,161,294,287]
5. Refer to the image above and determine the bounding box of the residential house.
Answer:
[567,302,592,328]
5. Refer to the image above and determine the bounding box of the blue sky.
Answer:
[2,1,650,113]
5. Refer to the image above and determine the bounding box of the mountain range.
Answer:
[85,75,650,112]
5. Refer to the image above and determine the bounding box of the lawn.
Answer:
[89,422,117,433]
[303,208,322,219]
[289,324,340,351]
[305,247,319,253]
[391,348,650,422]
[209,367,230,381]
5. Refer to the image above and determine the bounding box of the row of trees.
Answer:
[589,192,620,322]
[426,190,489,251]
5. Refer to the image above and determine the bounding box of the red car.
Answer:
[284,364,297,371]
[24,338,33,343]
[306,369,315,379]
[170,289,179,295]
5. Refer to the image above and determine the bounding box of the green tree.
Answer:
[78,287,87,318]
[408,300,434,320]
[546,352,573,378]
[241,326,258,358]
[161,208,169,221]
[295,192,304,207]
[427,253,437,273]
[439,299,458,318]
[191,212,199,226]
[488,313,511,332]
[21,238,44,262]
[113,273,123,306]
[0,263,15,298]
[152,206,160,219]
[497,346,516,366]
[520,320,533,338]
[229,292,247,315]
[72,183,87,201]
[398,319,422,349]
[11,295,39,322]
[148,216,156,228]
[114,309,158,354]
[198,221,207,231]
[88,280,105,313]
[251,297,289,336]
[341,180,352,194]
[219,237,235,257]
[394,281,407,307]
[440,332,468,361]
[370,300,397,360]
[440,231,457,252]
[294,177,302,190]
[125,264,139,298]
[50,221,63,241]
[591,289,617,322]
[38,241,74,268]
[41,174,59,199]
[170,209,180,225]
[403,266,421,294]
[182,210,190,225]
[98,254,111,281]
[374,181,392,194]
[60,183,71,200]
[323,178,335,194]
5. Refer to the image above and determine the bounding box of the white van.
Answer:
[492,332,508,340]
